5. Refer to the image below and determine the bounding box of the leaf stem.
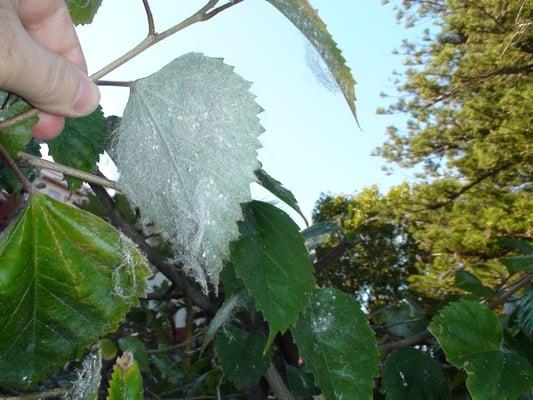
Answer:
[142,0,156,36]
[95,80,133,88]
[0,109,39,131]
[264,363,296,400]
[17,152,122,192]
[0,388,68,400]
[0,145,33,193]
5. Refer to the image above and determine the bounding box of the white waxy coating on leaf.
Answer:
[114,53,263,291]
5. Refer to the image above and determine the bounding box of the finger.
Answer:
[0,12,100,117]
[17,0,87,72]
[32,112,65,140]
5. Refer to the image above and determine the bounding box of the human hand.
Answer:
[0,0,100,139]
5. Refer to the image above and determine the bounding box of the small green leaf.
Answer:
[118,337,150,373]
[215,326,271,390]
[201,290,252,354]
[286,364,320,397]
[107,352,144,400]
[292,287,380,400]
[516,288,533,337]
[301,221,340,249]
[0,102,38,157]
[0,193,151,388]
[228,201,315,349]
[502,255,533,273]
[48,107,106,191]
[382,348,448,400]
[99,338,118,361]
[66,0,103,25]
[455,270,491,297]
[267,0,358,120]
[373,300,427,338]
[429,301,533,400]
[254,168,308,226]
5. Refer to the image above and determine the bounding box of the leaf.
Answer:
[502,255,533,273]
[301,221,340,249]
[267,0,358,120]
[286,364,320,397]
[107,352,144,400]
[0,139,39,194]
[119,337,150,373]
[228,201,315,349]
[201,290,252,354]
[516,288,533,337]
[0,101,38,157]
[499,239,533,255]
[215,326,271,390]
[382,348,448,400]
[254,168,308,226]
[429,301,533,400]
[64,351,103,400]
[220,263,244,298]
[455,270,491,297]
[0,193,151,388]
[113,53,263,291]
[373,300,427,338]
[66,0,103,25]
[99,338,118,361]
[48,107,106,191]
[292,287,380,400]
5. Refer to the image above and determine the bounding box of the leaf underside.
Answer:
[66,0,103,25]
[0,194,150,388]
[114,52,263,291]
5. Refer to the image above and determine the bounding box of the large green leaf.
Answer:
[66,0,103,25]
[0,101,38,157]
[516,288,533,337]
[429,301,533,400]
[267,0,357,120]
[107,352,144,400]
[286,364,320,397]
[292,287,380,400]
[254,168,308,226]
[382,348,448,400]
[0,193,151,388]
[455,270,491,297]
[48,107,106,191]
[215,326,271,390]
[228,200,315,349]
[114,53,263,291]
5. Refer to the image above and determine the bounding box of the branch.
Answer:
[0,145,33,193]
[142,0,155,36]
[0,388,68,400]
[0,109,39,131]
[488,273,532,308]
[95,80,133,88]
[17,152,122,192]
[264,363,296,400]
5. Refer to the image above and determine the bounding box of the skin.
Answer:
[0,0,100,139]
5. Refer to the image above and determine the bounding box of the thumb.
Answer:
[0,16,100,117]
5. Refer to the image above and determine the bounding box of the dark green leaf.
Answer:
[119,337,150,373]
[502,255,533,273]
[220,263,244,298]
[516,288,533,337]
[0,140,39,194]
[0,102,38,157]
[382,348,448,400]
[292,287,380,400]
[429,301,533,400]
[229,201,315,349]
[267,0,358,120]
[255,168,308,226]
[107,352,144,400]
[455,270,491,297]
[48,107,106,190]
[286,364,320,397]
[499,239,533,255]
[0,193,151,388]
[66,0,103,25]
[373,300,427,338]
[215,326,271,390]
[99,338,118,361]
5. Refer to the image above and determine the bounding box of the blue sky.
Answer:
[74,0,423,223]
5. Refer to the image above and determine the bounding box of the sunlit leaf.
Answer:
[107,352,144,400]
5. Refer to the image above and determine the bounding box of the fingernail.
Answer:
[73,79,100,115]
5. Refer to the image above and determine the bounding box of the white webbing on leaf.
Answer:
[113,53,263,292]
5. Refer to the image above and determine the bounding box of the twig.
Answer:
[17,152,122,192]
[0,145,33,193]
[0,109,39,131]
[264,363,296,400]
[204,0,245,19]
[95,80,133,88]
[142,0,156,36]
[488,273,532,308]
[0,388,68,400]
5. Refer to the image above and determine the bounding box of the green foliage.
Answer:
[373,300,427,338]
[215,326,271,390]
[292,287,379,400]
[0,101,38,157]
[119,337,150,373]
[66,0,103,25]
[107,352,144,400]
[516,288,533,337]
[229,201,315,349]
[429,301,533,399]
[285,364,320,397]
[100,338,118,361]
[382,348,448,400]
[0,194,150,388]
[455,270,491,297]
[267,0,358,119]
